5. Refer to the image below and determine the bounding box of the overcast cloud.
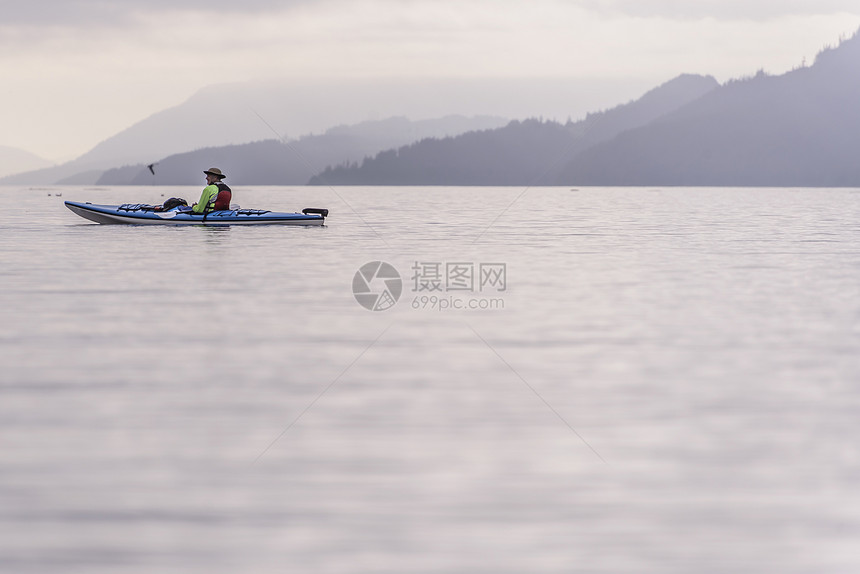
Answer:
[579,0,860,20]
[0,0,315,26]
[2,0,859,160]
[2,0,859,28]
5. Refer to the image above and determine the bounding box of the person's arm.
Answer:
[192,185,217,214]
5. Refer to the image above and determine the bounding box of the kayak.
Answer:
[65,201,328,226]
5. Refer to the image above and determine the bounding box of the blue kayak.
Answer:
[65,201,328,226]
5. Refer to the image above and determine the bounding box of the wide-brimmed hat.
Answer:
[204,167,226,179]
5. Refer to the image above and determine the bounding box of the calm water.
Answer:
[2,185,860,573]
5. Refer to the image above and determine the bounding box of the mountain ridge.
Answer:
[309,74,719,185]
[96,115,509,185]
[555,29,860,186]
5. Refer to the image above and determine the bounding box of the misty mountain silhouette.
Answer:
[96,116,508,185]
[556,30,860,186]
[7,28,857,187]
[2,76,647,186]
[0,145,53,179]
[309,74,718,185]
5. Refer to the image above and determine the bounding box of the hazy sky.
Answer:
[2,0,859,161]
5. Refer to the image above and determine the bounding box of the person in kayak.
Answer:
[192,167,232,213]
